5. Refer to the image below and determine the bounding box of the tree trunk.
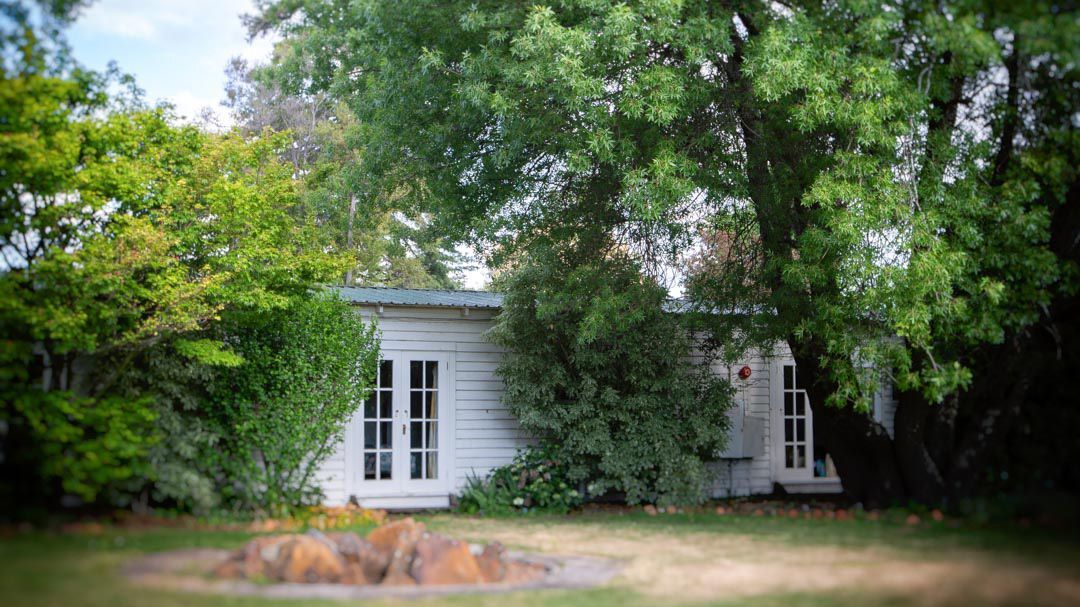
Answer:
[893,388,948,504]
[344,194,357,286]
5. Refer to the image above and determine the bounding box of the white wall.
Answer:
[705,350,779,497]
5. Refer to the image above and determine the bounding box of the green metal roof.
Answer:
[332,286,504,309]
[330,286,743,315]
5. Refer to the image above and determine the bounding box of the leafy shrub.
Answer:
[488,239,734,506]
[458,444,583,515]
[202,294,380,515]
[3,392,158,507]
[101,293,378,517]
[146,398,223,514]
[457,475,518,516]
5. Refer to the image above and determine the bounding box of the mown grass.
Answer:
[428,508,1080,569]
[2,512,1077,607]
[571,509,1080,560]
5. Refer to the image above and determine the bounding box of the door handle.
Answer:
[402,424,406,436]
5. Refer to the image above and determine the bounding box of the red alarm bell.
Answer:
[738,365,752,380]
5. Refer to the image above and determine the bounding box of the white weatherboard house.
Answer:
[316,287,899,510]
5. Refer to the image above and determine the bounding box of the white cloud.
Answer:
[69,0,278,126]
[77,0,195,41]
[78,11,160,40]
[161,90,218,121]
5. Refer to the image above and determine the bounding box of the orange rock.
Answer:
[367,518,426,559]
[476,542,507,583]
[381,568,418,586]
[329,532,390,582]
[905,514,921,525]
[643,505,659,516]
[368,519,425,583]
[270,535,346,583]
[340,562,376,585]
[221,534,293,579]
[835,509,849,521]
[715,506,727,515]
[410,534,483,585]
[931,509,944,522]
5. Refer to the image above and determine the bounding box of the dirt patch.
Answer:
[436,518,1080,606]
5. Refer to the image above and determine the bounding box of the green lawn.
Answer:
[3,512,1079,607]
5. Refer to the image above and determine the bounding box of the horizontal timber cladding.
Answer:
[314,302,898,506]
[706,355,776,497]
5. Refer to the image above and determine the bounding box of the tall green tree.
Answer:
[0,5,356,509]
[255,0,1077,504]
[223,54,463,288]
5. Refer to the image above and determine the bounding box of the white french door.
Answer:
[348,351,451,500]
[772,361,815,481]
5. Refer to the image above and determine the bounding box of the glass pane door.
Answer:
[409,360,439,480]
[352,352,449,498]
[361,359,395,482]
[781,363,812,475]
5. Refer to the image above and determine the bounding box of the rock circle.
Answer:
[212,518,546,587]
[124,517,621,599]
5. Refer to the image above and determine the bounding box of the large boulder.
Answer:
[339,562,376,585]
[214,535,293,579]
[327,531,391,583]
[476,542,507,583]
[269,535,347,583]
[381,568,419,586]
[365,517,426,558]
[367,517,425,583]
[410,534,483,585]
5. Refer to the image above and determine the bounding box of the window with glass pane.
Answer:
[362,360,393,480]
[408,360,438,480]
[781,364,809,470]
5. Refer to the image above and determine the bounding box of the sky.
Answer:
[67,0,274,124]
[65,0,492,289]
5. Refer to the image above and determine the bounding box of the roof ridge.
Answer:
[337,285,496,293]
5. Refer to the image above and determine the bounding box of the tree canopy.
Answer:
[254,0,1078,504]
[0,5,379,514]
